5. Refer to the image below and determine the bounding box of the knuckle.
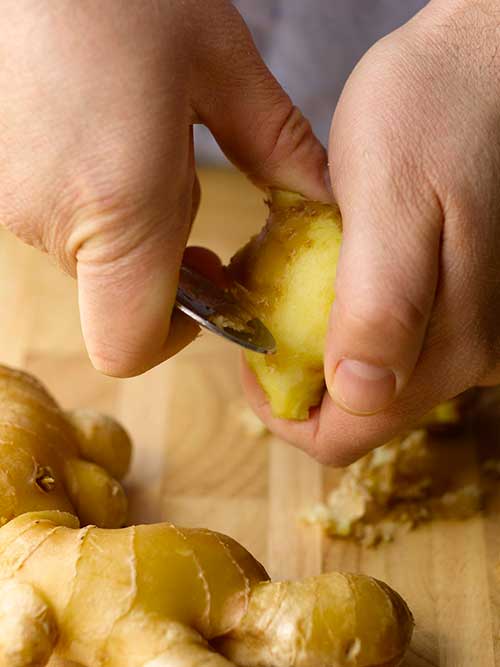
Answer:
[57,160,190,274]
[337,290,428,345]
[269,104,313,156]
[253,103,324,175]
[332,116,441,235]
[332,46,446,204]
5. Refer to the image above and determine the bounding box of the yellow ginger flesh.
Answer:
[0,511,413,667]
[230,190,342,420]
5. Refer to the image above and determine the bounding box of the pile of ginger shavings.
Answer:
[302,390,500,548]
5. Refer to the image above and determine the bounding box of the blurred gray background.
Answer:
[195,0,427,163]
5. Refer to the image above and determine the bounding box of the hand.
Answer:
[1,0,329,376]
[243,0,500,464]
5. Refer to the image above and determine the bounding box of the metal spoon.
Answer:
[176,264,276,354]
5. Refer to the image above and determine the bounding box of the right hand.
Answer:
[2,0,329,376]
[242,0,500,465]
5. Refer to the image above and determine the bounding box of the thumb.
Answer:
[76,175,200,378]
[324,139,443,415]
[192,3,331,203]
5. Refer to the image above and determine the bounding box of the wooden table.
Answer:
[0,168,498,666]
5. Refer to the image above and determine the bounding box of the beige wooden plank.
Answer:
[433,518,495,667]
[0,168,498,665]
[0,231,34,366]
[115,365,173,524]
[485,492,500,667]
[158,334,269,563]
[267,438,323,580]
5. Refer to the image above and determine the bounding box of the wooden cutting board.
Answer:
[0,168,498,667]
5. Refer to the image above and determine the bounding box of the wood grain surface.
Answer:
[0,168,498,667]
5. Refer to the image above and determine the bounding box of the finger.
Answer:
[191,173,201,225]
[77,169,200,377]
[191,3,331,203]
[183,246,229,288]
[323,112,443,416]
[76,121,204,378]
[241,331,464,468]
[77,234,199,378]
[240,357,320,449]
[243,242,493,467]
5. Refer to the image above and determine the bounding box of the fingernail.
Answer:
[331,359,396,415]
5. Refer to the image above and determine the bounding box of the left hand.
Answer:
[0,1,329,379]
[243,0,500,464]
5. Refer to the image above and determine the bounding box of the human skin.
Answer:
[243,0,500,464]
[0,0,329,377]
[3,0,500,465]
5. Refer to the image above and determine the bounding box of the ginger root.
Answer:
[302,391,492,546]
[0,365,131,528]
[0,365,414,666]
[0,510,413,667]
[229,190,342,420]
[303,424,479,547]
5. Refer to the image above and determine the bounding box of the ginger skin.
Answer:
[0,365,131,528]
[0,510,413,667]
[0,365,413,666]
